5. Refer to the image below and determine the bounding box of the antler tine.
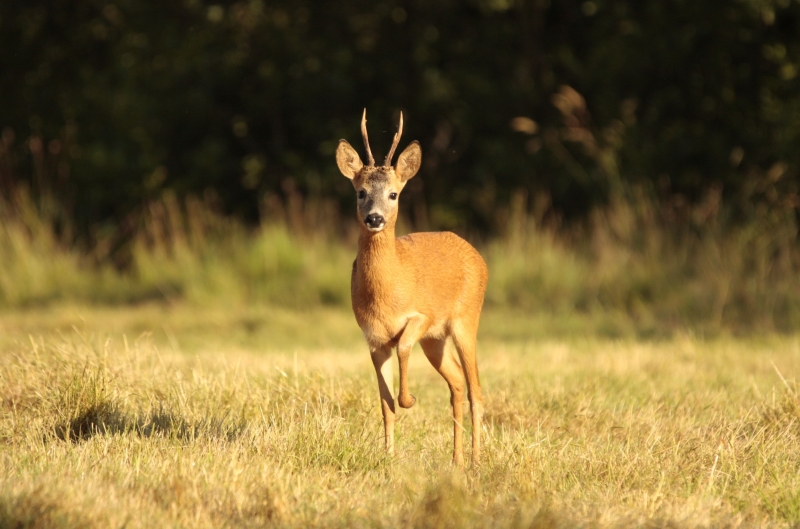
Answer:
[361,108,375,166]
[384,111,404,166]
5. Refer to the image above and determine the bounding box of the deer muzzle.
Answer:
[364,213,386,231]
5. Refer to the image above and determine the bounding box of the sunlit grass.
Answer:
[0,192,353,309]
[4,190,800,334]
[2,187,800,525]
[2,305,799,528]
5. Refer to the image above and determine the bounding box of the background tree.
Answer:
[1,0,798,242]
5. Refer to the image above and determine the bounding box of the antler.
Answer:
[384,111,404,167]
[361,108,375,166]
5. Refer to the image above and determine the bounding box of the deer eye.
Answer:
[358,190,366,199]
[389,192,398,200]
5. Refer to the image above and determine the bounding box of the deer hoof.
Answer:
[398,394,416,409]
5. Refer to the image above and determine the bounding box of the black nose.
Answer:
[365,213,385,228]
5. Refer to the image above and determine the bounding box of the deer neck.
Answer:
[356,226,400,298]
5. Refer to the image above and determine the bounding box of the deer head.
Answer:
[336,109,422,233]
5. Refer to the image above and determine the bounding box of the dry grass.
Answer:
[2,304,800,528]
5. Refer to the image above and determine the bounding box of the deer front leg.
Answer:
[396,314,430,409]
[371,345,396,453]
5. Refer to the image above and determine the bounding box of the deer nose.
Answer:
[365,213,385,228]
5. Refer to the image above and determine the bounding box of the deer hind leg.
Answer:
[396,314,430,409]
[420,337,466,466]
[370,345,396,453]
[452,321,483,465]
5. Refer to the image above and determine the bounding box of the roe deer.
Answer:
[335,110,488,465]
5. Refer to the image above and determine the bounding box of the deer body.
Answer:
[336,110,487,465]
[352,231,485,348]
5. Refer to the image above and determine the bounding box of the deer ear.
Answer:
[395,141,422,182]
[336,140,363,179]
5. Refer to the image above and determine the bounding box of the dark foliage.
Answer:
[1,0,799,238]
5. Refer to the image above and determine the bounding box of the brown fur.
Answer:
[336,111,488,465]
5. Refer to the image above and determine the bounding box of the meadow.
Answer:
[2,193,800,527]
[2,303,800,528]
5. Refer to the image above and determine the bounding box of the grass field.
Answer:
[2,303,799,528]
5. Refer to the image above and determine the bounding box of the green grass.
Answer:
[2,304,800,528]
[0,192,354,309]
[4,190,800,335]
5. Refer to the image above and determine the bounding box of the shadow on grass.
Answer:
[0,491,97,529]
[54,402,245,443]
